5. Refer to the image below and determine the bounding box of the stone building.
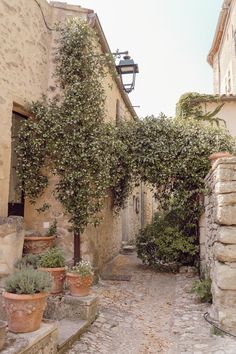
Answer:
[0,0,153,277]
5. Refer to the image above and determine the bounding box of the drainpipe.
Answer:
[74,231,81,265]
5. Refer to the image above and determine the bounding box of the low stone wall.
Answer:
[204,157,236,328]
[0,216,24,284]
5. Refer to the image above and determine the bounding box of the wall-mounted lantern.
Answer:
[114,50,139,94]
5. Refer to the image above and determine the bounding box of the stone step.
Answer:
[57,319,89,354]
[121,245,136,254]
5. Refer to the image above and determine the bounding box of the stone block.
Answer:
[215,181,236,194]
[214,261,236,290]
[217,193,236,206]
[216,205,236,225]
[44,294,98,324]
[214,242,236,262]
[217,226,236,244]
[215,165,236,182]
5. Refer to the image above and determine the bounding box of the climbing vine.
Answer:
[16,18,133,232]
[176,92,225,126]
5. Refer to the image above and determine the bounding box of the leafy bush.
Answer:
[39,247,65,268]
[5,267,52,294]
[66,260,94,278]
[136,213,198,267]
[15,254,40,269]
[192,278,212,303]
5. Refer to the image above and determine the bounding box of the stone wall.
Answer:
[204,156,236,328]
[0,0,148,273]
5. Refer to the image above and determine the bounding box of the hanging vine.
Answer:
[16,18,133,232]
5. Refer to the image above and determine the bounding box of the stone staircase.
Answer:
[0,292,98,353]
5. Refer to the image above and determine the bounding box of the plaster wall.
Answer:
[202,101,236,137]
[212,0,236,94]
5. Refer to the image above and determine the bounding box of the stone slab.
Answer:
[1,320,58,354]
[57,319,88,354]
[44,293,98,323]
[215,181,236,194]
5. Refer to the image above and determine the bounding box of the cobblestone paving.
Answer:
[66,254,236,354]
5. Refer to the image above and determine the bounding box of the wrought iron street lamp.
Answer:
[114,51,139,94]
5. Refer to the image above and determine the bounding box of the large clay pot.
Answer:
[0,321,7,350]
[66,273,93,297]
[39,268,65,294]
[208,152,232,166]
[23,236,55,254]
[3,292,48,333]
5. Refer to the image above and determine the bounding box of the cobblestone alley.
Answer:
[66,254,236,354]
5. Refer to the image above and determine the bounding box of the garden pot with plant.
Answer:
[39,247,66,294]
[3,267,52,333]
[66,260,94,297]
[23,220,57,254]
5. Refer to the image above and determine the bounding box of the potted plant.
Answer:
[66,260,94,297]
[38,247,66,294]
[3,267,52,333]
[23,220,57,254]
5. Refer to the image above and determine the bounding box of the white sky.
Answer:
[53,0,223,118]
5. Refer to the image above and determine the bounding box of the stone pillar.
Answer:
[205,157,236,329]
[0,216,25,284]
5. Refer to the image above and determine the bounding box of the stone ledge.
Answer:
[44,293,98,323]
[1,320,58,354]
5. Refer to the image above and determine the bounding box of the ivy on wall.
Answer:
[176,92,225,126]
[16,18,133,233]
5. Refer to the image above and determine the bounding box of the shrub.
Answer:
[66,260,94,278]
[15,254,40,269]
[192,278,212,303]
[5,267,52,294]
[39,247,65,268]
[136,213,198,268]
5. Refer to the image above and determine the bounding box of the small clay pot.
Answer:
[3,292,48,333]
[23,236,55,254]
[39,268,65,294]
[66,273,93,297]
[0,320,7,350]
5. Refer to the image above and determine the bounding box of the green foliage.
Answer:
[46,220,57,236]
[176,92,225,126]
[15,18,131,232]
[39,247,66,268]
[136,213,197,266]
[5,267,52,294]
[15,254,40,270]
[66,260,94,277]
[192,278,212,303]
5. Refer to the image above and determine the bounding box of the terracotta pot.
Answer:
[208,152,232,166]
[39,267,65,294]
[3,291,48,333]
[23,236,55,254]
[0,320,7,350]
[66,273,93,297]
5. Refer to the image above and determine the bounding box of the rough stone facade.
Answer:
[0,0,149,273]
[204,156,236,328]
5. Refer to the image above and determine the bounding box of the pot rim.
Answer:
[39,267,65,272]
[24,236,56,241]
[66,272,93,278]
[3,291,48,300]
[208,152,232,160]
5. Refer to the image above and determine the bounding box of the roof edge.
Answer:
[88,13,138,120]
[207,0,232,66]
